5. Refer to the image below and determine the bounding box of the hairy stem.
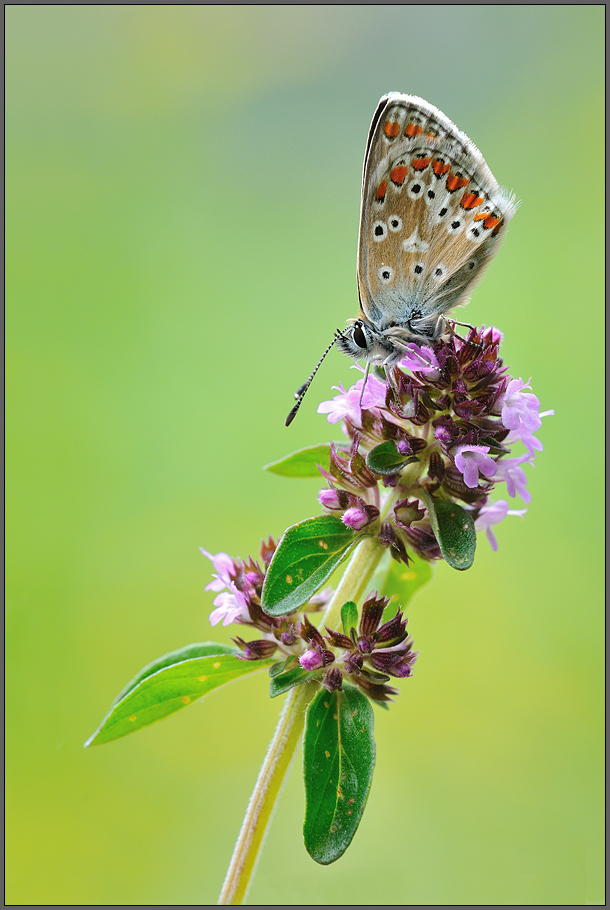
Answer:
[218,488,399,903]
[218,680,315,905]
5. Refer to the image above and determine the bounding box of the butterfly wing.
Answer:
[357,93,517,336]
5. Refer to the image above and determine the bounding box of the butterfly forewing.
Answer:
[357,93,517,335]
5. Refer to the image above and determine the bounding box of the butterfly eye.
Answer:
[388,215,403,232]
[372,220,387,242]
[352,324,367,348]
[378,266,394,284]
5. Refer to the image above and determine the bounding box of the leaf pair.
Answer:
[85,640,375,866]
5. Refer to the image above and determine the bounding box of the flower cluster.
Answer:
[318,325,552,554]
[300,592,417,702]
[200,537,331,629]
[200,543,416,702]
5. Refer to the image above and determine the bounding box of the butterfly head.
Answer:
[336,315,446,367]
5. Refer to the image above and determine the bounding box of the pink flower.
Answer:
[452,444,498,488]
[317,372,387,425]
[498,378,542,433]
[199,547,236,592]
[200,547,250,627]
[474,500,528,551]
[209,582,250,627]
[399,344,441,377]
[494,454,533,503]
[504,408,553,453]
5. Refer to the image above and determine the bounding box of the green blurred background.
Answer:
[6,6,604,905]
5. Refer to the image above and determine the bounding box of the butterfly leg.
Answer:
[358,361,371,408]
[383,364,403,411]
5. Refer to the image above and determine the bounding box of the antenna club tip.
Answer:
[285,405,299,427]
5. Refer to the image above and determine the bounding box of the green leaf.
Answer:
[341,601,359,636]
[85,643,275,747]
[365,440,418,475]
[381,551,433,609]
[269,666,314,698]
[420,490,476,570]
[263,444,345,478]
[269,656,297,678]
[303,683,376,865]
[261,515,356,617]
[108,642,235,707]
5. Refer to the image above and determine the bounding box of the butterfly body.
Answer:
[336,92,517,366]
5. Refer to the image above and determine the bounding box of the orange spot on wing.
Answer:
[389,166,409,185]
[492,220,503,235]
[404,122,423,137]
[474,211,490,221]
[375,180,388,200]
[432,158,450,176]
[461,192,483,210]
[446,173,469,192]
[383,121,401,138]
[483,214,501,230]
[411,156,431,171]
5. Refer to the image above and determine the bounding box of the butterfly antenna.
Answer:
[285,331,343,426]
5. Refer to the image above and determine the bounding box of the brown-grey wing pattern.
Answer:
[357,93,517,331]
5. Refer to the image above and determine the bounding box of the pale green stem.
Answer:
[218,486,402,904]
[218,680,315,905]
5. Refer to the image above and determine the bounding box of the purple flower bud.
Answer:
[357,635,375,655]
[342,506,371,530]
[259,536,276,567]
[359,592,390,636]
[481,325,503,345]
[343,651,363,674]
[319,488,342,510]
[322,667,343,692]
[232,637,278,661]
[299,648,324,671]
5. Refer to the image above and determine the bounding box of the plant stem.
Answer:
[218,489,399,903]
[217,680,314,905]
[321,484,402,630]
[320,534,384,631]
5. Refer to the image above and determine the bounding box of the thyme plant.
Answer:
[86,325,551,903]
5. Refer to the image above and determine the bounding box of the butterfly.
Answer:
[286,92,517,425]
